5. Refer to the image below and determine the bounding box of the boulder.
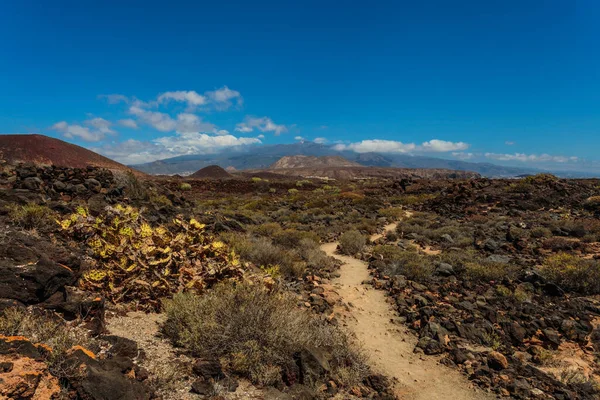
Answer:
[295,346,330,384]
[487,351,509,370]
[435,263,455,277]
[0,257,74,304]
[192,358,224,380]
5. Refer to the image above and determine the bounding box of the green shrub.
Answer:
[531,226,552,238]
[339,230,366,255]
[251,177,263,183]
[372,245,433,281]
[296,238,333,270]
[288,188,299,194]
[150,194,173,207]
[8,203,57,230]
[379,207,406,219]
[463,259,520,282]
[179,182,192,191]
[222,234,304,279]
[540,253,600,294]
[162,282,368,387]
[296,180,311,187]
[250,222,283,237]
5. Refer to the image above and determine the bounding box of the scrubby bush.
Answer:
[540,253,600,294]
[273,229,320,249]
[179,182,192,191]
[372,245,433,281]
[531,226,552,238]
[150,194,173,207]
[162,282,368,387]
[463,259,520,282]
[379,207,406,219]
[250,222,283,237]
[288,188,299,194]
[296,180,311,187]
[542,237,581,252]
[296,238,334,270]
[338,230,366,255]
[221,233,305,278]
[8,203,56,230]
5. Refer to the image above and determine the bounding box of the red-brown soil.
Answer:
[0,134,140,173]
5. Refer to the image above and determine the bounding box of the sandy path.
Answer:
[322,223,493,400]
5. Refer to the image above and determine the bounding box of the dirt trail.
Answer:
[322,222,493,400]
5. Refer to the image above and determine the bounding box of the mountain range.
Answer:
[133,142,572,177]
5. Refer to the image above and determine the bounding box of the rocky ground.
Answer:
[2,160,600,399]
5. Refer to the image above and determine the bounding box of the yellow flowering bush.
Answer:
[58,205,243,310]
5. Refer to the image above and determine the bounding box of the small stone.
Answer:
[487,351,509,370]
[191,379,213,395]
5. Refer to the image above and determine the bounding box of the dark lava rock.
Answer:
[0,361,13,372]
[102,335,140,359]
[191,379,213,395]
[67,348,153,400]
[487,351,509,370]
[542,282,565,297]
[416,336,444,355]
[435,262,455,276]
[0,257,74,304]
[364,374,390,393]
[295,346,330,384]
[192,358,224,380]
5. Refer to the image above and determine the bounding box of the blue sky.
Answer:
[1,1,599,171]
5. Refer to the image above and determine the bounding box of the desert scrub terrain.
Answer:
[0,162,400,399]
[363,174,600,398]
[4,161,600,399]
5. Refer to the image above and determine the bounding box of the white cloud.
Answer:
[257,134,265,139]
[205,86,243,109]
[235,116,287,135]
[157,90,207,107]
[314,137,328,144]
[156,86,242,111]
[94,133,262,164]
[505,141,515,146]
[51,118,116,142]
[420,139,469,152]
[333,139,469,154]
[485,152,578,163]
[295,136,304,141]
[118,119,138,129]
[333,139,417,153]
[128,106,215,133]
[214,129,230,136]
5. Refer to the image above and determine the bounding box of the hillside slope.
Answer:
[0,134,139,172]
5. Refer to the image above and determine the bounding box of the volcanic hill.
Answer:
[189,165,232,179]
[0,134,139,173]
